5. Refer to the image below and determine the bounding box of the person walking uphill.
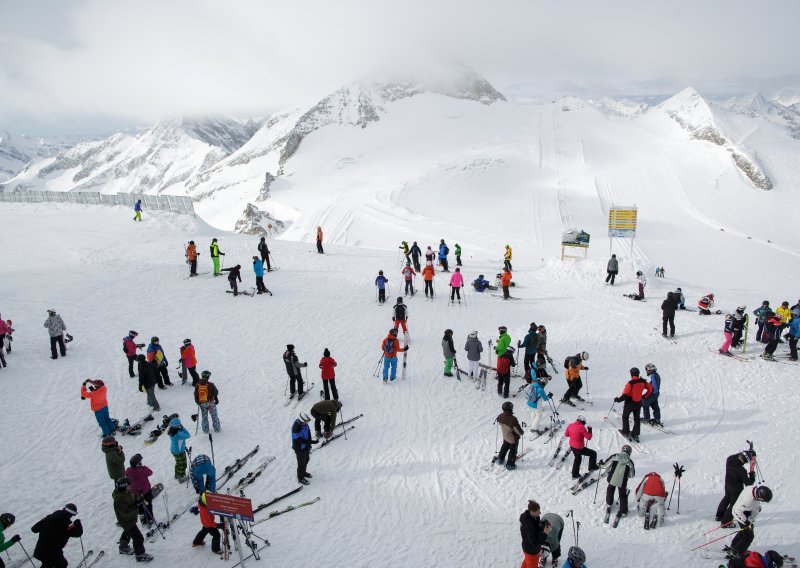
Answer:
[565,415,598,479]
[180,338,200,386]
[292,413,318,485]
[464,331,483,379]
[31,504,83,568]
[495,401,524,470]
[606,254,619,285]
[209,238,225,277]
[449,268,464,303]
[442,329,456,377]
[221,264,242,296]
[167,418,191,483]
[519,500,551,568]
[661,292,676,338]
[381,328,409,382]
[283,344,308,397]
[319,349,338,401]
[194,371,220,434]
[316,226,324,254]
[113,476,153,562]
[44,309,67,359]
[133,199,143,221]
[102,435,126,483]
[137,355,160,412]
[123,331,144,378]
[81,379,116,435]
[614,367,653,443]
[257,236,271,271]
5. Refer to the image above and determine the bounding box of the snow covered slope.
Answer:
[0,130,79,181]
[0,203,797,567]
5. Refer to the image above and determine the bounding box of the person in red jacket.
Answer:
[614,367,653,442]
[191,493,221,555]
[180,338,200,386]
[635,472,668,528]
[496,347,516,398]
[123,331,144,378]
[564,416,598,479]
[319,348,338,401]
[81,379,116,435]
[728,550,786,568]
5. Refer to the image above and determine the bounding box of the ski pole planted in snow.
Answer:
[372,354,384,378]
[585,368,590,396]
[209,433,216,466]
[18,541,36,568]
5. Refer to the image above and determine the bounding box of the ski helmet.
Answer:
[636,270,642,276]
[47,309,56,314]
[644,363,657,373]
[389,328,398,336]
[498,326,507,332]
[183,338,191,345]
[64,504,77,516]
[581,351,589,361]
[299,412,311,423]
[151,336,159,343]
[379,270,383,275]
[129,330,138,337]
[621,444,632,456]
[444,329,453,336]
[755,485,773,502]
[765,550,784,568]
[478,274,484,279]
[630,367,640,376]
[130,453,143,468]
[397,297,403,304]
[576,415,586,424]
[169,417,182,428]
[101,435,117,447]
[201,370,211,379]
[115,476,132,490]
[737,305,746,312]
[0,513,15,527]
[502,401,513,412]
[468,331,478,339]
[189,240,195,245]
[567,546,586,565]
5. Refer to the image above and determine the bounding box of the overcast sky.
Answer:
[2,0,799,135]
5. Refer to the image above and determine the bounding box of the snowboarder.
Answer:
[519,323,540,381]
[167,417,191,482]
[761,312,783,360]
[180,338,200,386]
[123,331,144,378]
[102,435,126,482]
[146,337,172,388]
[518,499,551,567]
[81,379,116,435]
[316,226,324,254]
[380,328,408,382]
[186,240,199,276]
[472,274,493,292]
[730,306,747,348]
[401,262,415,296]
[604,445,636,521]
[526,376,551,434]
[375,270,389,304]
[252,257,268,294]
[641,363,662,426]
[126,453,155,527]
[673,287,686,310]
[393,298,409,335]
[561,352,588,405]
[31,504,82,568]
[191,454,216,494]
[438,239,450,272]
[503,244,513,271]
[635,471,667,528]
[565,546,587,568]
[464,331,483,379]
[422,261,436,298]
[720,314,735,356]
[449,268,464,303]
[310,399,342,438]
[729,485,773,561]
[137,354,160,411]
[753,301,771,342]
[540,511,564,567]
[194,371,220,434]
[257,236,271,271]
[410,241,422,272]
[500,268,513,299]
[191,493,222,555]
[442,329,456,377]
[605,254,619,285]
[715,449,757,523]
[113,476,153,561]
[292,413,318,484]
[495,401,523,470]
[454,243,462,266]
[283,344,308,397]
[495,326,511,356]
[0,511,20,560]
[133,199,143,221]
[698,293,716,315]
[44,309,67,359]
[221,264,242,296]
[209,238,225,276]
[496,347,516,398]
[661,292,676,337]
[319,348,338,401]
[727,550,786,568]
[565,416,598,479]
[614,367,653,442]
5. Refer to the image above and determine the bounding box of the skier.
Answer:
[727,550,786,568]
[167,417,191,483]
[180,338,200,386]
[424,245,435,265]
[495,326,511,356]
[673,287,686,310]
[464,331,483,379]
[641,363,662,426]
[495,401,524,470]
[564,546,587,568]
[380,328,409,382]
[191,493,222,554]
[133,199,143,221]
[715,449,757,523]
[310,399,342,438]
[659,267,665,277]
[209,238,225,277]
[401,262,416,296]
[146,337,172,388]
[257,236,271,271]
[472,274,492,292]
[186,240,198,277]
[504,244,513,271]
[292,413,318,484]
[44,309,67,359]
[123,331,144,378]
[442,329,456,377]
[519,323,540,381]
[194,371,220,434]
[661,292,676,337]
[496,347,516,398]
[375,270,389,304]
[565,416,598,479]
[410,241,422,272]
[788,313,800,361]
[422,261,436,298]
[731,306,747,348]
[438,239,450,272]
[0,511,20,561]
[604,445,636,522]
[252,257,268,295]
[392,297,409,336]
[283,344,308,397]
[720,314,735,356]
[125,454,155,527]
[526,376,551,434]
[540,511,564,567]
[519,499,551,567]
[454,243,462,266]
[729,485,773,561]
[316,226,324,253]
[605,254,619,285]
[0,316,8,363]
[3,319,13,355]
[753,301,771,342]
[698,293,716,315]
[102,435,126,483]
[536,325,550,376]
[191,454,217,494]
[500,268,513,299]
[654,266,660,277]
[449,267,464,303]
[635,471,667,528]
[81,379,116,436]
[560,352,588,406]
[137,354,160,411]
[399,240,410,263]
[319,348,338,401]
[776,301,792,336]
[614,367,653,443]
[761,312,783,361]
[31,504,82,568]
[113,476,153,561]
[221,264,242,296]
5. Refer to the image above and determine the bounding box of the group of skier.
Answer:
[183,235,276,297]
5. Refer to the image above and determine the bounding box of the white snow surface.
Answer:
[0,203,798,567]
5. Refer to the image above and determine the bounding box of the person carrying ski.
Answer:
[464,331,483,379]
[292,413,318,484]
[720,314,735,356]
[310,399,342,438]
[454,243,462,266]
[761,312,783,361]
[191,493,222,555]
[381,328,408,382]
[221,264,242,296]
[0,511,20,561]
[661,292,676,338]
[252,256,268,294]
[519,323,540,381]
[604,445,635,520]
[167,417,191,482]
[496,347,516,398]
[605,254,619,285]
[442,329,456,377]
[209,238,225,276]
[727,550,786,568]
[504,244,512,271]
[501,268,513,299]
[146,337,172,388]
[422,261,436,298]
[472,274,492,292]
[518,499,551,567]
[410,241,422,272]
[673,287,686,309]
[540,512,564,568]
[495,326,511,356]
[44,309,67,359]
[635,471,667,528]
[133,199,143,221]
[715,449,757,523]
[565,416,598,479]
[123,330,144,378]
[81,379,116,435]
[258,236,271,271]
[137,354,160,411]
[125,453,155,527]
[564,546,587,568]
[191,454,217,494]
[560,352,588,405]
[319,348,338,401]
[316,226,324,253]
[449,267,464,302]
[31,504,82,568]
[641,363,662,426]
[180,338,200,386]
[424,245,435,265]
[401,262,416,296]
[399,240,410,262]
[526,376,551,434]
[186,240,199,276]
[438,239,450,272]
[753,301,771,342]
[788,313,800,361]
[194,371,221,434]
[283,344,308,397]
[102,435,126,482]
[375,270,389,304]
[113,476,153,561]
[495,401,523,470]
[731,306,747,348]
[729,485,773,562]
[614,367,653,443]
[698,293,716,315]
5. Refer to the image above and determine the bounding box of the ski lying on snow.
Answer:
[253,487,303,514]
[292,383,315,408]
[547,438,565,467]
[253,496,321,524]
[312,425,356,452]
[216,445,260,490]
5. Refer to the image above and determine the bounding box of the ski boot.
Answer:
[505,463,516,471]
[119,545,135,555]
[136,553,154,562]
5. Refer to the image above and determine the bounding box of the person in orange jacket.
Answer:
[316,226,324,254]
[180,339,200,386]
[81,379,116,435]
[422,261,436,298]
[614,367,653,442]
[191,493,221,555]
[500,269,513,299]
[185,241,199,277]
[319,348,338,401]
[381,328,409,382]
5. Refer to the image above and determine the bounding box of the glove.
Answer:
[583,366,589,370]
[190,506,199,515]
[71,519,82,529]
[302,362,308,367]
[123,347,128,354]
[548,392,554,398]
[137,343,145,348]
[405,345,410,351]
[392,317,395,321]
[614,396,624,403]
[11,534,20,543]
[221,253,226,256]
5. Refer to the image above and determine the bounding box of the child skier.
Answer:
[375,270,389,304]
[401,262,416,296]
[641,363,662,426]
[191,493,222,555]
[526,376,551,434]
[167,418,191,483]
[720,314,735,356]
[449,267,464,303]
[422,261,435,298]
[442,329,456,377]
[392,298,409,335]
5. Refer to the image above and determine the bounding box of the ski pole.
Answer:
[689,528,744,551]
[567,509,576,545]
[340,408,347,440]
[702,520,734,536]
[79,535,87,567]
[592,474,602,504]
[209,433,216,465]
[494,420,499,455]
[185,446,193,488]
[677,477,681,514]
[585,368,590,396]
[195,405,200,435]
[18,541,35,568]
[667,477,676,510]
[143,499,165,540]
[372,354,384,378]
[604,401,617,420]
[163,491,170,524]
[576,521,581,547]
[375,285,379,304]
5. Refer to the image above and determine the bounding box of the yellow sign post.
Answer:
[608,206,638,256]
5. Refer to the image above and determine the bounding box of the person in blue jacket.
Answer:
[292,413,318,485]
[191,454,216,494]
[252,256,268,295]
[642,363,661,425]
[788,315,800,361]
[563,545,587,568]
[526,376,552,434]
[375,270,389,304]
[133,199,143,221]
[473,274,491,292]
[168,418,191,482]
[438,239,450,272]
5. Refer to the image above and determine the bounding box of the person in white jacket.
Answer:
[636,271,647,300]
[730,485,773,560]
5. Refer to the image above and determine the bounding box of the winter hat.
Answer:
[101,435,117,447]
[455,267,460,272]
[498,326,507,332]
[92,380,105,387]
[0,513,15,527]
[64,504,78,516]
[299,413,311,423]
[170,417,182,428]
[630,367,640,376]
[444,329,453,336]
[130,453,143,468]
[379,270,384,275]
[253,256,258,260]
[47,309,56,314]
[287,344,295,351]
[200,370,211,380]
[189,240,195,245]
[323,348,330,357]
[115,476,132,490]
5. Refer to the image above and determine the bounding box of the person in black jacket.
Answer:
[716,450,757,523]
[519,500,551,567]
[410,241,422,272]
[257,237,271,271]
[31,504,83,567]
[283,344,308,397]
[137,354,160,411]
[661,292,676,338]
[221,265,242,296]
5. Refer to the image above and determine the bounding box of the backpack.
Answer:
[394,305,407,320]
[384,338,395,356]
[443,245,449,256]
[197,384,209,403]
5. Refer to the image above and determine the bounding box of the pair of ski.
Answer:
[547,438,567,469]
[216,445,260,489]
[529,419,564,443]
[559,398,592,412]
[230,457,277,493]
[253,496,321,525]
[643,503,658,530]
[76,550,104,568]
[474,368,488,390]
[311,414,363,452]
[604,415,648,453]
[570,459,607,495]
[609,408,675,436]
[604,507,625,528]
[118,413,154,435]
[283,383,316,408]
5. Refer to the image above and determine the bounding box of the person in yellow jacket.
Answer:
[776,301,792,338]
[504,245,513,271]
